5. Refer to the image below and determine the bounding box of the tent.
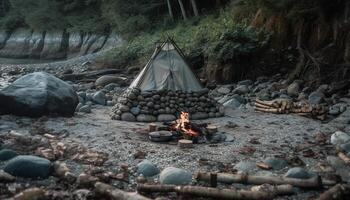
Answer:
[129,39,203,92]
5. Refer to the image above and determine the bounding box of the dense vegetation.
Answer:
[0,0,349,85]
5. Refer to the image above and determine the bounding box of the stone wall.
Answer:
[111,88,224,122]
[0,29,122,59]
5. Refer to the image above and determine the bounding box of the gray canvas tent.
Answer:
[129,39,202,92]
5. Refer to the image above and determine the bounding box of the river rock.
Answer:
[121,112,136,122]
[0,149,18,161]
[159,167,192,185]
[287,82,300,97]
[233,85,249,94]
[137,114,156,122]
[284,167,313,179]
[234,161,256,173]
[263,157,288,170]
[157,114,176,122]
[95,75,127,87]
[340,142,350,154]
[137,160,160,177]
[92,91,106,105]
[0,72,78,117]
[4,155,52,179]
[78,105,91,113]
[308,91,325,104]
[331,131,350,145]
[223,98,241,109]
[217,85,232,94]
[130,107,140,115]
[191,112,209,120]
[104,83,120,91]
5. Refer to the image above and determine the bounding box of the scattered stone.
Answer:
[92,91,106,105]
[121,112,136,122]
[130,107,140,115]
[308,91,325,104]
[4,155,52,179]
[238,80,252,86]
[78,105,91,113]
[217,85,231,94]
[104,83,120,91]
[263,157,288,170]
[137,160,160,177]
[0,149,18,161]
[284,167,313,179]
[329,106,340,115]
[95,75,127,87]
[223,98,241,109]
[234,161,257,173]
[233,85,249,94]
[340,142,350,154]
[157,114,176,122]
[287,82,300,97]
[331,131,350,145]
[137,114,156,122]
[106,101,114,106]
[159,167,192,185]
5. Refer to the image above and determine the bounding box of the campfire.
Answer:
[171,112,201,138]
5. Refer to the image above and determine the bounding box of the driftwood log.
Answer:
[60,69,123,81]
[137,184,293,200]
[95,182,152,200]
[196,172,335,188]
[316,184,350,200]
[14,188,45,200]
[338,152,350,165]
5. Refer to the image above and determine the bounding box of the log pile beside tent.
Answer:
[111,39,224,122]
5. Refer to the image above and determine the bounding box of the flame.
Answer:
[174,112,199,137]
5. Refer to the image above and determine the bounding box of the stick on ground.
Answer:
[95,182,152,200]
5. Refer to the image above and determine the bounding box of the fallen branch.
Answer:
[137,184,293,200]
[95,182,152,200]
[14,188,45,200]
[196,172,327,188]
[316,184,350,200]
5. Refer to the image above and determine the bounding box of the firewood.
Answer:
[196,172,325,188]
[256,162,272,170]
[338,152,350,165]
[95,182,152,200]
[149,123,157,132]
[14,188,45,200]
[206,125,218,134]
[316,184,350,200]
[53,161,76,183]
[178,139,193,148]
[137,184,293,200]
[255,107,280,114]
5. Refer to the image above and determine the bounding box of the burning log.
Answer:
[137,184,293,200]
[315,184,350,200]
[178,139,193,148]
[95,182,152,200]
[196,172,329,188]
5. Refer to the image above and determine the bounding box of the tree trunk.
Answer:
[166,0,174,20]
[190,0,199,17]
[177,0,187,20]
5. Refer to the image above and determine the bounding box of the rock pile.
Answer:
[111,88,224,122]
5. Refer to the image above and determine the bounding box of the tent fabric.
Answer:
[129,41,203,92]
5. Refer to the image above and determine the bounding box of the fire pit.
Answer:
[147,112,225,144]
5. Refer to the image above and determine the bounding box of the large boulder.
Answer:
[0,72,78,117]
[137,160,160,177]
[4,155,52,179]
[159,167,192,185]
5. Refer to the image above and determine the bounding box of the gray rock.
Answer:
[233,85,249,94]
[238,80,253,86]
[104,83,120,91]
[130,107,140,115]
[0,72,78,117]
[217,85,232,94]
[340,142,350,154]
[157,114,176,122]
[223,98,241,109]
[159,167,192,185]
[329,106,340,115]
[284,167,313,179]
[234,161,256,173]
[263,157,288,170]
[191,112,209,120]
[137,114,156,122]
[308,91,325,104]
[106,101,114,106]
[137,160,160,177]
[4,155,52,179]
[0,149,18,161]
[331,131,350,145]
[224,134,234,142]
[92,91,106,105]
[120,105,130,112]
[287,82,300,97]
[78,105,91,113]
[95,75,127,87]
[121,112,136,122]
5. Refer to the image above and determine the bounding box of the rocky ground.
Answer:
[0,59,350,200]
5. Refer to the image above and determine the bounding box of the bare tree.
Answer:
[190,0,199,16]
[177,0,187,20]
[166,0,174,20]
